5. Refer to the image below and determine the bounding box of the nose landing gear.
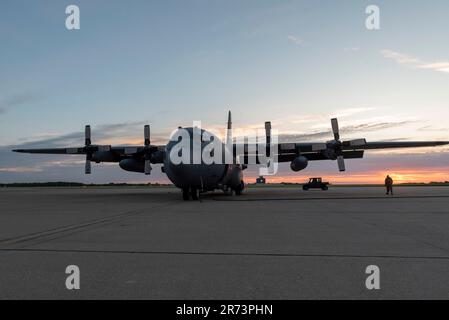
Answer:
[182,188,190,201]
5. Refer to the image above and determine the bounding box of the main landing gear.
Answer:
[183,181,245,201]
[234,181,245,195]
[182,187,199,201]
[223,181,245,196]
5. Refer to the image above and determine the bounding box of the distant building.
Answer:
[256,176,266,184]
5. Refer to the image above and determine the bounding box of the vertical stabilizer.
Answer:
[226,110,232,144]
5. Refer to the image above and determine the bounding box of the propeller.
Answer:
[265,121,271,158]
[331,118,340,141]
[312,118,366,172]
[83,125,111,174]
[143,125,152,175]
[84,125,92,174]
[337,154,345,172]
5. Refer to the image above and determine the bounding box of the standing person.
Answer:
[385,175,394,195]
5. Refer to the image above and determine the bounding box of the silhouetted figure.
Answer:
[385,175,394,195]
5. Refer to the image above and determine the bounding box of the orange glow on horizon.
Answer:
[121,168,449,185]
[247,167,449,184]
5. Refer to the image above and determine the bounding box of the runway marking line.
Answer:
[1,247,449,261]
[213,195,449,202]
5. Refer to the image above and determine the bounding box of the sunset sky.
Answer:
[1,0,449,184]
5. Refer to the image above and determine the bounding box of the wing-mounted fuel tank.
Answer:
[119,159,145,173]
[290,155,309,172]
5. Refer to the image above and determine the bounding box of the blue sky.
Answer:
[1,0,449,183]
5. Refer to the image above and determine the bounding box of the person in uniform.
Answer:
[385,175,394,195]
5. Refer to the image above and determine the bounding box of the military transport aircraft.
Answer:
[13,112,449,200]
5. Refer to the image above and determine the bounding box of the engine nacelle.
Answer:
[91,151,116,163]
[290,156,308,172]
[119,159,144,173]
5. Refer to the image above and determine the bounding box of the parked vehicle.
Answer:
[302,177,329,190]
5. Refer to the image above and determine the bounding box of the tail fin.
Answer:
[226,110,232,144]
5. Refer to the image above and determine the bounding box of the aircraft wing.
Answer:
[234,117,449,172]
[13,145,166,157]
[12,119,449,174]
[12,144,166,176]
[13,125,169,174]
[356,141,449,150]
[236,140,448,156]
[12,147,82,154]
[234,139,448,173]
[12,146,164,154]
[16,141,443,155]
[12,125,166,176]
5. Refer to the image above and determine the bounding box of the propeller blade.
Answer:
[312,143,327,151]
[85,125,91,146]
[337,155,345,172]
[265,121,271,157]
[144,125,150,146]
[331,118,340,141]
[348,138,366,147]
[85,158,91,174]
[144,160,152,175]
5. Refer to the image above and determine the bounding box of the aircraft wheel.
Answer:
[234,181,244,196]
[182,188,190,201]
[223,187,233,195]
[191,188,199,200]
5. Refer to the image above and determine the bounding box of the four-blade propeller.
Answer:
[83,125,111,174]
[83,125,153,175]
[84,125,92,174]
[144,125,152,175]
[312,118,366,172]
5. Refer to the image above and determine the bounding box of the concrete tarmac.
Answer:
[1,185,449,299]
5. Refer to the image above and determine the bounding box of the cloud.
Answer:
[419,62,449,73]
[344,47,360,52]
[381,50,421,64]
[330,107,374,118]
[0,166,43,173]
[280,107,375,126]
[381,49,449,74]
[340,121,413,133]
[418,125,449,132]
[279,120,413,142]
[287,35,303,46]
[0,93,39,115]
[11,120,170,149]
